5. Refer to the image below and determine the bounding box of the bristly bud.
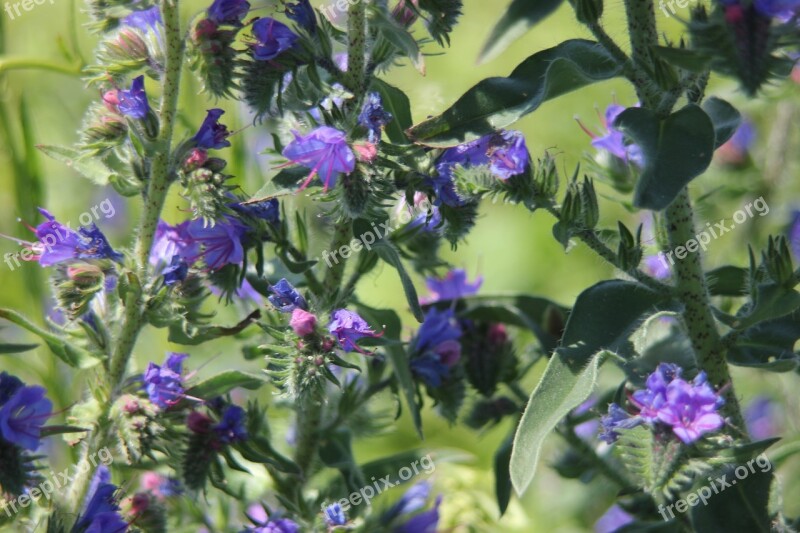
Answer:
[110,395,164,464]
[181,426,217,491]
[53,264,107,321]
[569,0,603,24]
[79,103,128,156]
[533,153,559,202]
[0,437,41,497]
[188,20,240,99]
[179,162,235,222]
[617,221,644,272]
[464,396,519,429]
[462,322,518,397]
[762,235,795,287]
[126,493,168,533]
[579,176,599,229]
[340,169,372,219]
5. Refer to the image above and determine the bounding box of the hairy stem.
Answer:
[622,0,661,110]
[69,0,185,510]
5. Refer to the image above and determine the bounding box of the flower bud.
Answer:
[290,308,317,337]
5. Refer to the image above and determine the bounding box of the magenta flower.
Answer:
[282,127,356,190]
[0,385,52,451]
[421,269,482,304]
[290,308,317,337]
[328,309,381,353]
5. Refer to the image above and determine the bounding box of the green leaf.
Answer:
[614,105,715,211]
[690,465,773,533]
[558,281,675,361]
[479,0,565,64]
[371,78,413,145]
[356,305,423,438]
[407,39,623,147]
[235,437,301,474]
[0,308,102,368]
[701,97,742,149]
[370,6,425,74]
[727,312,800,372]
[706,266,748,296]
[725,283,800,330]
[186,370,269,398]
[494,435,514,515]
[651,46,711,73]
[371,240,424,323]
[40,425,89,437]
[36,144,117,185]
[510,349,607,494]
[0,342,39,354]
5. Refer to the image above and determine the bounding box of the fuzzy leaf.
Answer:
[0,342,39,354]
[690,465,773,532]
[479,0,565,64]
[186,370,269,399]
[371,78,413,145]
[37,144,117,185]
[702,97,742,149]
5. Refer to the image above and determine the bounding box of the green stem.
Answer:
[0,57,83,76]
[293,397,324,478]
[68,0,185,510]
[344,0,367,98]
[622,0,661,110]
[663,190,745,429]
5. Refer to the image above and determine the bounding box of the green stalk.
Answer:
[69,0,186,510]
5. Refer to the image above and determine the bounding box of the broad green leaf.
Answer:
[652,46,711,73]
[510,350,607,494]
[462,294,568,353]
[728,283,800,330]
[371,78,413,145]
[186,370,269,398]
[479,0,565,64]
[0,342,39,354]
[357,305,423,438]
[372,240,424,323]
[0,308,102,368]
[370,6,425,74]
[614,105,715,211]
[36,144,117,185]
[407,39,623,147]
[702,97,742,149]
[690,465,773,532]
[727,312,800,372]
[559,280,675,362]
[494,435,514,515]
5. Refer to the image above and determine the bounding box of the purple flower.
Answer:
[0,385,52,450]
[143,353,189,409]
[207,0,250,26]
[395,496,441,533]
[594,505,634,533]
[193,109,231,150]
[717,119,755,165]
[745,396,781,440]
[209,278,263,303]
[421,269,482,304]
[32,208,123,266]
[599,403,643,444]
[328,309,381,353]
[282,127,356,190]
[187,217,247,271]
[409,308,463,387]
[74,471,125,533]
[214,405,248,444]
[584,103,643,165]
[655,373,725,444]
[286,0,316,33]
[117,76,149,119]
[358,92,393,143]
[150,220,198,267]
[162,255,189,286]
[384,481,431,522]
[753,0,800,18]
[123,6,162,32]
[324,503,347,526]
[787,210,800,261]
[643,255,671,280]
[0,372,24,406]
[268,278,307,312]
[631,363,683,422]
[251,18,298,61]
[251,518,299,533]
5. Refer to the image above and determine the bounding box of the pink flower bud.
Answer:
[353,142,378,163]
[102,90,120,111]
[184,148,209,170]
[488,323,508,346]
[187,411,213,434]
[290,308,317,337]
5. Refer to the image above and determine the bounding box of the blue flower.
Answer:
[286,0,316,33]
[595,505,634,533]
[717,118,756,165]
[599,403,643,444]
[32,208,123,266]
[143,353,189,409]
[251,18,298,61]
[383,481,431,522]
[438,130,531,180]
[268,278,307,312]
[358,92,393,143]
[282,127,356,190]
[395,496,441,533]
[328,309,381,353]
[409,308,463,387]
[324,502,347,526]
[162,255,189,286]
[193,109,231,150]
[123,6,162,33]
[214,405,248,444]
[584,103,643,165]
[117,76,149,119]
[643,255,671,280]
[207,0,250,26]
[230,197,281,225]
[73,469,126,533]
[249,518,299,532]
[149,220,198,267]
[421,269,482,304]
[186,217,247,271]
[0,385,52,450]
[0,372,24,406]
[745,396,782,440]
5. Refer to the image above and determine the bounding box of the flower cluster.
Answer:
[600,364,726,444]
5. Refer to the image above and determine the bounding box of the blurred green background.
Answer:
[1,0,800,531]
